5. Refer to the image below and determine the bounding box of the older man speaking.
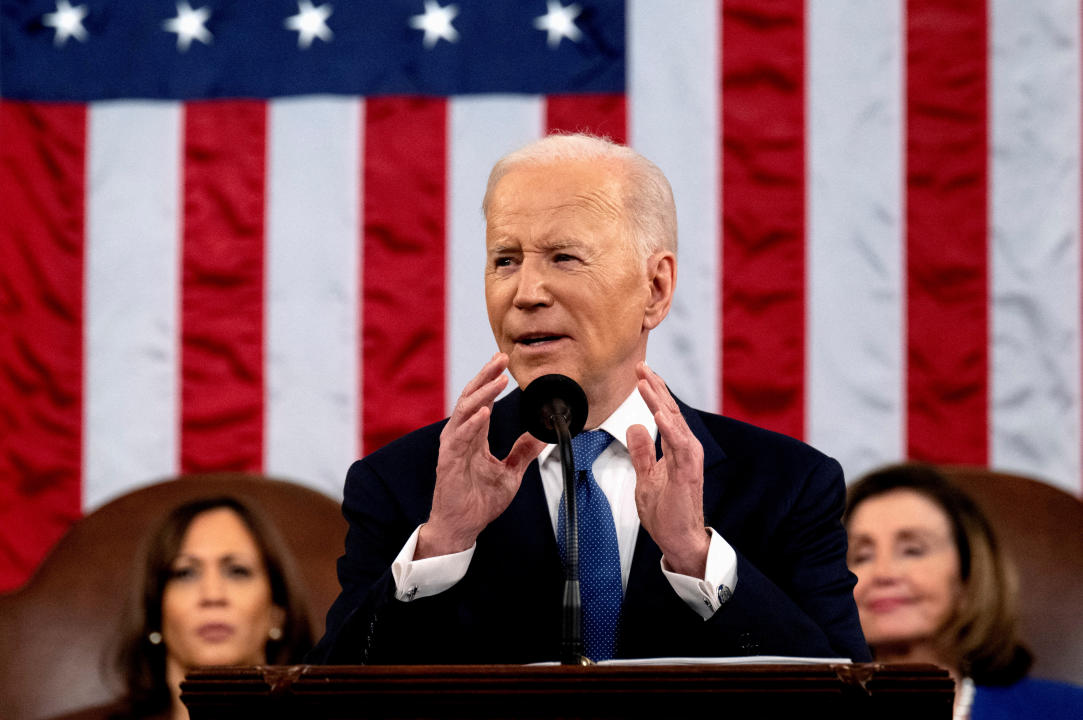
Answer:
[311,134,869,665]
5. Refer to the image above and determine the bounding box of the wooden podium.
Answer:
[181,663,953,719]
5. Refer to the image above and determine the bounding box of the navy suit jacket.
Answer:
[310,389,870,664]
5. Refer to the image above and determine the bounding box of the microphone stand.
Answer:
[552,411,590,665]
[519,373,591,666]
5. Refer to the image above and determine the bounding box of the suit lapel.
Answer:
[678,395,728,521]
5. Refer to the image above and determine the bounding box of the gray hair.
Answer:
[482,133,678,263]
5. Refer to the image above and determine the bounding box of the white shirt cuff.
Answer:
[391,525,475,602]
[660,527,738,620]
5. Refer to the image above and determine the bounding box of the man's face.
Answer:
[485,159,658,415]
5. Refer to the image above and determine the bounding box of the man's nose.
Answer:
[512,257,553,308]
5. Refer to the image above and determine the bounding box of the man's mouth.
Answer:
[513,331,567,346]
[518,335,562,345]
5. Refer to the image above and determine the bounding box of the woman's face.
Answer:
[847,489,963,653]
[161,508,284,672]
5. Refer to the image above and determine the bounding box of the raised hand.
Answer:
[626,362,710,577]
[416,353,546,559]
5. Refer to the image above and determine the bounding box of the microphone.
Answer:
[520,373,588,443]
[519,374,591,665]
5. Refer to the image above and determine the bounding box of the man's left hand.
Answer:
[627,362,710,578]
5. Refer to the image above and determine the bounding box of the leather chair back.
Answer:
[0,474,346,720]
[940,465,1083,686]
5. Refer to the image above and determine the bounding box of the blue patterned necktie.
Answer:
[556,429,622,661]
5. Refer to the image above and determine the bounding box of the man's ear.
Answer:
[643,251,676,331]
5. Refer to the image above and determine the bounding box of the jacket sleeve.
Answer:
[620,452,870,662]
[710,454,870,658]
[701,454,869,660]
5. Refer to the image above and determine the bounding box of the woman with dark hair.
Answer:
[58,495,314,720]
[845,464,1082,720]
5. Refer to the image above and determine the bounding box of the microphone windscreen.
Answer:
[519,374,588,443]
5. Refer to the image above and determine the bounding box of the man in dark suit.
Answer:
[311,133,869,664]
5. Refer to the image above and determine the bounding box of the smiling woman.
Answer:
[846,484,964,658]
[845,464,1083,720]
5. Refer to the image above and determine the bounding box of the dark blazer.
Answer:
[310,389,870,664]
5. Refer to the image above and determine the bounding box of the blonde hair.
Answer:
[845,464,1031,683]
[482,133,678,264]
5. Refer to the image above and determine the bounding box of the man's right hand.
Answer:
[416,353,546,559]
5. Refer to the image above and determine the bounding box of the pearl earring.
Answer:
[268,627,283,641]
[148,631,163,645]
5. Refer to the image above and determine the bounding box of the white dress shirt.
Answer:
[391,388,738,619]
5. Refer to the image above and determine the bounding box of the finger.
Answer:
[654,404,691,441]
[444,402,494,460]
[449,370,508,429]
[454,353,508,410]
[635,366,663,415]
[655,409,700,465]
[464,404,496,459]
[635,367,675,420]
[638,362,680,415]
[653,400,696,458]
[654,411,704,496]
[503,433,547,475]
[626,423,657,480]
[632,451,664,527]
[461,352,508,396]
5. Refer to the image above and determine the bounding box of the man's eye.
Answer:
[494,257,514,268]
[554,253,577,263]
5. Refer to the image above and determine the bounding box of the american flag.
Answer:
[2,0,1081,592]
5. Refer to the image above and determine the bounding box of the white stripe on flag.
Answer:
[84,101,182,510]
[989,0,1082,494]
[628,0,721,412]
[807,1,905,482]
[447,96,543,406]
[265,97,362,500]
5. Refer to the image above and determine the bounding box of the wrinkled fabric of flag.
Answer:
[2,0,1082,591]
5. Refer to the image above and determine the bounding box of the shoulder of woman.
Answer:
[975,676,1083,713]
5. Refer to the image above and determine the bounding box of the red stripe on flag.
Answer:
[546,94,627,144]
[906,1,989,464]
[362,98,447,454]
[180,101,267,473]
[720,0,807,439]
[0,102,86,592]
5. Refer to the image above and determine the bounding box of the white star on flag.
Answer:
[409,0,459,49]
[534,0,582,48]
[284,1,334,49]
[162,1,213,52]
[42,0,89,46]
